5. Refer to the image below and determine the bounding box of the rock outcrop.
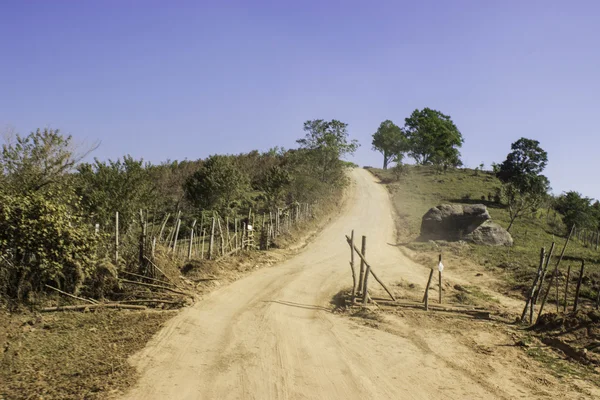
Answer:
[420,204,512,246]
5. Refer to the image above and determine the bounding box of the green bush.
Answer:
[0,191,101,302]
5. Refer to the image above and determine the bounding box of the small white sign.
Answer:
[438,261,444,272]
[247,224,253,231]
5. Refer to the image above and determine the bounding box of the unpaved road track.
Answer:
[123,169,595,400]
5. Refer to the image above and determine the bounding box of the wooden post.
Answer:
[573,260,585,313]
[115,211,119,268]
[151,236,156,259]
[522,247,545,323]
[209,216,216,260]
[188,219,197,260]
[438,254,443,304]
[362,256,371,305]
[533,242,555,305]
[359,236,366,294]
[349,230,357,300]
[563,264,572,313]
[538,227,574,320]
[139,210,147,273]
[424,269,434,311]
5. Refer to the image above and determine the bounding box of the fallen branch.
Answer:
[44,284,98,304]
[114,299,183,305]
[41,304,146,312]
[345,235,396,301]
[120,278,193,297]
[120,270,177,287]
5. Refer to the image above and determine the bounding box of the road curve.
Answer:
[121,169,547,400]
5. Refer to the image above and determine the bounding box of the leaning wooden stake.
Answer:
[349,230,357,300]
[533,242,555,305]
[538,227,574,320]
[345,235,396,301]
[362,257,371,305]
[42,304,146,312]
[521,247,545,323]
[563,264,572,313]
[158,213,170,243]
[573,260,585,312]
[115,211,119,268]
[424,269,434,311]
[45,284,98,305]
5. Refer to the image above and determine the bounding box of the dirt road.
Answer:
[123,168,596,399]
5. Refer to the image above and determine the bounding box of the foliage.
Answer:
[555,191,599,231]
[496,138,548,189]
[185,155,250,215]
[297,119,359,183]
[502,176,550,232]
[496,138,550,232]
[1,128,94,194]
[371,120,408,169]
[403,108,463,166]
[0,191,100,301]
[259,165,291,208]
[76,156,157,231]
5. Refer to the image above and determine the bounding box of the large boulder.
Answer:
[420,204,512,246]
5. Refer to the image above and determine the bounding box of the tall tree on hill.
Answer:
[496,138,550,232]
[296,119,359,184]
[403,108,464,167]
[371,120,409,169]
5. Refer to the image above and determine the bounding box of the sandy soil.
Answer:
[122,168,599,400]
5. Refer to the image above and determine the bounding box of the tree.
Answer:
[403,108,463,166]
[496,138,550,232]
[555,191,597,232]
[496,138,548,187]
[371,120,408,169]
[259,165,291,208]
[0,128,97,194]
[76,156,157,231]
[502,175,550,232]
[184,155,249,215]
[297,119,359,183]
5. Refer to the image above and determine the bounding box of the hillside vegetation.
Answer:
[369,166,600,305]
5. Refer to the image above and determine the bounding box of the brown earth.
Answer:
[121,168,600,399]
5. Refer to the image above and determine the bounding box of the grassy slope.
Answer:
[370,166,600,303]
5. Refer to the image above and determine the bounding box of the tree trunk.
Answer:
[383,152,389,169]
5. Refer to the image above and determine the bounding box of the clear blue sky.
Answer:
[1,1,599,199]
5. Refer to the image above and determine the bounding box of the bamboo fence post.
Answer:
[522,247,545,322]
[226,217,231,252]
[158,213,170,243]
[359,235,366,294]
[573,260,585,312]
[234,218,239,250]
[151,236,156,259]
[201,229,206,259]
[115,211,119,268]
[217,216,225,256]
[563,264,572,313]
[529,248,546,323]
[424,269,434,311]
[172,218,181,255]
[349,230,357,300]
[209,216,216,260]
[538,227,574,320]
[188,219,197,260]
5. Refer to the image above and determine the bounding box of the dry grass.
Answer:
[0,309,174,400]
[369,166,600,305]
